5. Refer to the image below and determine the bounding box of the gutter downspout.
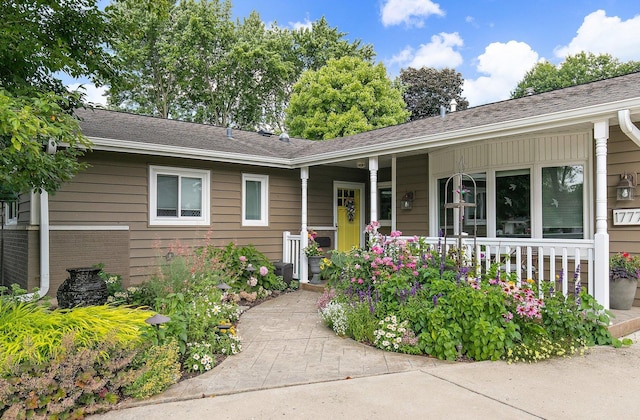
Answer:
[618,109,640,147]
[21,191,50,301]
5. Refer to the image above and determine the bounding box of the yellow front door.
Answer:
[336,187,361,252]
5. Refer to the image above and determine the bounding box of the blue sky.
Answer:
[76,0,640,107]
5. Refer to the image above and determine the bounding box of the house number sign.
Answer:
[613,208,640,225]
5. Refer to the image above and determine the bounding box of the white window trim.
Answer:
[242,173,269,227]
[3,201,17,226]
[149,165,210,226]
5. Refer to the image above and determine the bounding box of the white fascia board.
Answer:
[88,137,294,169]
[292,98,640,167]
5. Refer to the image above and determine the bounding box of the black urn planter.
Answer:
[57,267,108,309]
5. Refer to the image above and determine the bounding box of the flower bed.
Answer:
[1,241,296,417]
[318,222,629,363]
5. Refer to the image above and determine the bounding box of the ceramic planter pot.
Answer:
[610,269,638,310]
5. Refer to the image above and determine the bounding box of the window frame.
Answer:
[3,200,17,225]
[149,165,210,226]
[433,162,589,239]
[242,173,269,227]
[377,181,392,227]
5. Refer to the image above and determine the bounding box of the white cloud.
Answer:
[463,41,539,106]
[386,32,463,70]
[554,10,640,61]
[380,0,444,28]
[289,18,313,30]
[68,83,108,106]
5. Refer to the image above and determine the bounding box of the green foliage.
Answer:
[285,56,409,140]
[0,334,142,418]
[610,252,640,279]
[318,222,626,364]
[345,302,377,343]
[0,89,92,195]
[123,341,181,400]
[106,3,371,130]
[0,0,114,197]
[398,67,469,120]
[0,0,114,95]
[0,301,153,372]
[511,52,640,98]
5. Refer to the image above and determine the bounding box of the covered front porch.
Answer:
[285,108,640,310]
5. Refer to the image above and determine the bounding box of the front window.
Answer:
[149,166,210,226]
[542,165,583,238]
[378,182,392,226]
[496,169,531,238]
[242,174,269,226]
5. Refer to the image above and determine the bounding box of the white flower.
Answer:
[193,364,199,371]
[192,353,200,360]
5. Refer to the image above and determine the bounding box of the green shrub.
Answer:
[124,341,181,400]
[0,301,153,372]
[345,302,377,344]
[0,334,143,418]
[318,222,627,363]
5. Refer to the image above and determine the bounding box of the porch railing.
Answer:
[401,236,595,296]
[283,231,596,295]
[282,231,301,280]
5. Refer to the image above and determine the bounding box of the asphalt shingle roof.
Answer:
[76,71,640,165]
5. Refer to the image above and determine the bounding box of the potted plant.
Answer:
[305,230,324,284]
[610,252,640,310]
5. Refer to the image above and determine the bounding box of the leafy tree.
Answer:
[173,7,295,129]
[105,4,374,131]
[105,0,177,118]
[285,56,409,140]
[0,0,114,194]
[292,16,375,73]
[0,90,91,195]
[511,52,640,98]
[399,67,469,121]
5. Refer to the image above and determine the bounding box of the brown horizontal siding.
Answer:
[608,124,640,306]
[396,154,429,236]
[49,154,306,286]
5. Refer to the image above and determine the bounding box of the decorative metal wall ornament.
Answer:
[345,197,355,222]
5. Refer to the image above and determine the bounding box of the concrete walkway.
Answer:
[93,289,640,419]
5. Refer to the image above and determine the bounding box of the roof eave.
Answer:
[88,137,295,169]
[291,98,640,168]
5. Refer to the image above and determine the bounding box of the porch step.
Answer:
[300,281,329,292]
[608,306,640,338]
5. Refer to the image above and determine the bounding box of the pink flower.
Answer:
[259,266,268,276]
[239,256,247,262]
[357,278,364,284]
[390,230,402,238]
[354,264,361,269]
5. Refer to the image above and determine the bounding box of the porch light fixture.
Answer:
[400,192,414,210]
[616,173,636,201]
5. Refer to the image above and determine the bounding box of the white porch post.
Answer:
[594,121,610,308]
[369,157,378,223]
[300,166,309,283]
[391,155,397,232]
